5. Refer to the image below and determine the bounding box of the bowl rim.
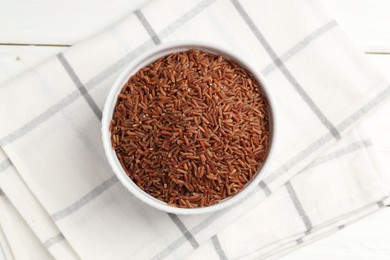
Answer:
[102,40,277,215]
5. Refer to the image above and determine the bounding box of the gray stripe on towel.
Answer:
[152,209,227,259]
[43,233,65,249]
[0,159,12,173]
[258,180,271,196]
[135,10,161,45]
[168,214,199,249]
[57,53,102,119]
[212,235,229,260]
[285,181,313,231]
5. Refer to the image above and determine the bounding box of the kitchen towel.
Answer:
[0,0,390,259]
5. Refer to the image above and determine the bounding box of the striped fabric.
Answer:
[0,0,390,259]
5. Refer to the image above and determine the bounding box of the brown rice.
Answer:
[110,49,270,208]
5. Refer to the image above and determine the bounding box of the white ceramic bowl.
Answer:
[102,41,276,215]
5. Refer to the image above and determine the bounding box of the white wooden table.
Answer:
[1,0,390,259]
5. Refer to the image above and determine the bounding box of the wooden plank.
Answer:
[0,0,390,53]
[0,0,150,45]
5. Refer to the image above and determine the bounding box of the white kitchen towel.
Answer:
[0,0,390,259]
[0,190,52,260]
[0,150,78,259]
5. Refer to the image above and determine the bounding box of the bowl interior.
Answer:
[102,41,275,215]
